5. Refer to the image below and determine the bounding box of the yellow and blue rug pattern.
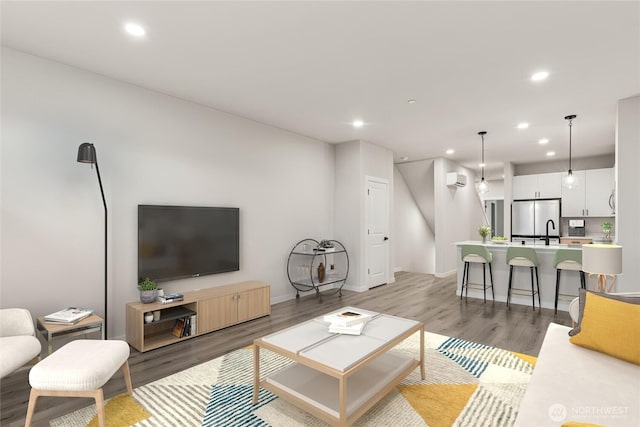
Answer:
[52,332,535,427]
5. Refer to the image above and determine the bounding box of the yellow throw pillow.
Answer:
[569,291,640,365]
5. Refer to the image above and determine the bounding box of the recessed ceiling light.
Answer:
[400,156,409,161]
[124,22,146,37]
[446,149,455,155]
[517,122,529,129]
[531,71,549,81]
[407,99,417,104]
[538,138,549,144]
[352,120,364,128]
[546,151,556,156]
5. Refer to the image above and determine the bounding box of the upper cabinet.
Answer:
[513,172,562,199]
[561,168,614,217]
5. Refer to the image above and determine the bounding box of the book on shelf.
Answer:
[189,314,196,336]
[323,309,372,327]
[44,307,94,325]
[172,319,185,337]
[328,320,367,335]
[156,294,184,304]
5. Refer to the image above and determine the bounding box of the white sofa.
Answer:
[0,308,42,378]
[515,296,640,426]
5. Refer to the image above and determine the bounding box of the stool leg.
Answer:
[461,262,467,300]
[121,360,133,396]
[580,271,586,289]
[94,388,105,427]
[535,267,541,307]
[507,265,514,309]
[465,262,470,299]
[489,263,495,300]
[482,263,487,303]
[530,267,535,311]
[24,389,41,427]
[555,269,561,315]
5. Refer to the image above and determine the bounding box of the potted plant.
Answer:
[478,225,491,243]
[138,277,158,304]
[601,221,613,242]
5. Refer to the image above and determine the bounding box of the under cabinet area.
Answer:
[126,281,270,352]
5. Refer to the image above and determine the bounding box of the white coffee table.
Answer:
[252,307,424,426]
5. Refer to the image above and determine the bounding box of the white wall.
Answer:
[395,160,435,233]
[479,179,504,201]
[1,48,336,338]
[615,95,640,292]
[433,158,486,276]
[392,168,435,273]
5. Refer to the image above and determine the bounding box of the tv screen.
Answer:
[138,205,239,282]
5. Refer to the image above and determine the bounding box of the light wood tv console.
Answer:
[126,280,270,352]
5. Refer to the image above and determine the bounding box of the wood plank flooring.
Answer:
[0,272,572,426]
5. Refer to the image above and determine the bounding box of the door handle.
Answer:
[384,236,389,241]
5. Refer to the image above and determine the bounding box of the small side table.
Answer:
[36,314,105,355]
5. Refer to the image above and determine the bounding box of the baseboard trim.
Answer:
[435,269,456,278]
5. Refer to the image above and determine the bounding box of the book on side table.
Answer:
[44,307,94,325]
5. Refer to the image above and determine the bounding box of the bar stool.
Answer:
[506,247,541,311]
[460,245,494,303]
[553,249,586,315]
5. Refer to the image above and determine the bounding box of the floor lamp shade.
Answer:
[77,142,97,163]
[582,244,622,275]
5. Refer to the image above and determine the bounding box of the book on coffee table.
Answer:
[323,309,372,327]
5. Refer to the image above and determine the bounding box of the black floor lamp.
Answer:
[77,143,108,339]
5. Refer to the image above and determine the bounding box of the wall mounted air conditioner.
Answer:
[446,172,467,187]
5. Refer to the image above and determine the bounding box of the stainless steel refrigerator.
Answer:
[511,199,561,245]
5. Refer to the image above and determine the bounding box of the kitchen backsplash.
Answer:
[560,217,615,240]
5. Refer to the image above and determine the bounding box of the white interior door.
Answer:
[366,177,390,288]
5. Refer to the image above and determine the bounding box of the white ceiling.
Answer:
[2,1,639,179]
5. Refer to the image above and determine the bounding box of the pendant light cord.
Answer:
[568,118,573,172]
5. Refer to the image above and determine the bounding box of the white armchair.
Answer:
[0,308,42,378]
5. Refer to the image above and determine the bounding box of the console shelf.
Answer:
[126,281,270,352]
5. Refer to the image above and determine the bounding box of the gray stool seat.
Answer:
[553,249,586,315]
[460,245,495,303]
[506,247,541,311]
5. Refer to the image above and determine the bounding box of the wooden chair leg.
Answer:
[121,361,133,396]
[24,388,41,427]
[93,388,105,427]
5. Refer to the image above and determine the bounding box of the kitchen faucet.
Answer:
[545,219,556,246]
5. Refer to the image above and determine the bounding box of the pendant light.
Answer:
[478,131,489,194]
[563,115,578,189]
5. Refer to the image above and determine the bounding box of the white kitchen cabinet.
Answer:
[561,168,614,217]
[513,172,561,199]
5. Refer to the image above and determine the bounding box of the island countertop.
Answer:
[454,241,585,312]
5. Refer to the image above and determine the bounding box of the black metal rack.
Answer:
[286,239,349,302]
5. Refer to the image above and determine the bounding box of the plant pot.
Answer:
[140,289,157,304]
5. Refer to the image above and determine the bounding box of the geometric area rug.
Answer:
[51,331,536,427]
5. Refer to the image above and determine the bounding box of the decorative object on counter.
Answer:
[477,131,489,194]
[601,221,613,242]
[138,277,158,304]
[144,313,153,324]
[317,262,326,283]
[491,236,508,244]
[562,114,579,189]
[77,142,109,338]
[478,225,491,242]
[581,244,622,293]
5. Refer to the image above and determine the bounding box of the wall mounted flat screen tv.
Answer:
[138,205,239,283]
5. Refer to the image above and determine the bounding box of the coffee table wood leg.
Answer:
[253,343,260,404]
[420,326,425,380]
[339,376,347,426]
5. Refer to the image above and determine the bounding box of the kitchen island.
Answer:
[455,241,583,312]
